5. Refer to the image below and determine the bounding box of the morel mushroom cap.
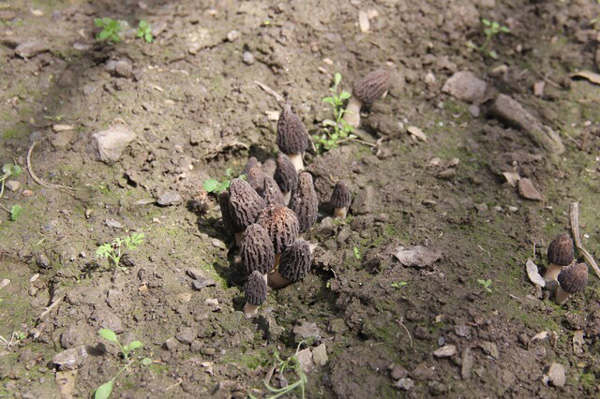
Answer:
[556,262,588,305]
[274,153,298,205]
[257,204,299,254]
[289,172,319,233]
[545,234,574,281]
[344,69,393,128]
[277,105,308,171]
[228,179,266,246]
[268,240,312,289]
[244,270,268,318]
[218,190,235,232]
[330,180,351,219]
[244,157,267,193]
[241,224,275,276]
[261,176,286,206]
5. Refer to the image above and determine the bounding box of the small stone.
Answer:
[5,180,19,191]
[151,21,167,37]
[312,343,328,366]
[394,246,441,268]
[296,348,314,372]
[352,185,376,215]
[518,178,542,201]
[37,254,51,269]
[544,362,566,387]
[192,278,216,291]
[394,378,414,390]
[433,344,457,358]
[163,337,179,351]
[293,322,323,344]
[51,346,88,370]
[15,38,50,58]
[157,190,182,206]
[50,131,75,149]
[190,340,202,352]
[105,219,123,229]
[243,51,255,65]
[22,190,34,197]
[227,30,240,42]
[468,105,480,117]
[175,328,196,345]
[455,325,471,337]
[410,363,435,381]
[211,239,226,249]
[105,59,133,78]
[60,327,82,349]
[442,71,487,103]
[461,348,474,379]
[92,125,136,164]
[0,279,10,290]
[479,341,499,359]
[390,364,408,380]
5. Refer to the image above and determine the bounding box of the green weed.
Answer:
[203,168,245,194]
[391,281,408,289]
[10,204,22,221]
[94,17,122,43]
[136,20,153,43]
[466,19,510,59]
[0,163,22,199]
[353,246,361,260]
[95,232,145,269]
[477,278,493,293]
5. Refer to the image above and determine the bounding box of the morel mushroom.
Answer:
[289,172,319,233]
[330,180,351,219]
[556,262,588,305]
[244,270,268,318]
[268,240,312,289]
[228,178,266,247]
[241,224,275,278]
[344,69,392,128]
[277,105,308,172]
[274,153,298,205]
[244,157,267,193]
[261,176,286,206]
[545,234,574,281]
[218,190,235,233]
[257,204,300,267]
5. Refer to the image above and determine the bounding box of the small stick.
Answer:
[38,294,65,321]
[255,80,285,104]
[27,141,75,191]
[396,318,413,348]
[569,202,600,279]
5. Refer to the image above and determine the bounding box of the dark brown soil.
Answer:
[2,1,600,398]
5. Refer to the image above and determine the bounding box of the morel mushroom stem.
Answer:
[274,253,281,271]
[243,302,260,318]
[544,264,563,281]
[283,192,292,206]
[555,286,570,306]
[268,270,291,290]
[287,153,304,172]
[334,207,348,219]
[343,97,362,128]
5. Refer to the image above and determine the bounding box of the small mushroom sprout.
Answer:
[277,105,309,172]
[556,262,588,305]
[330,180,351,219]
[343,69,392,128]
[545,234,574,281]
[268,240,312,289]
[243,270,268,318]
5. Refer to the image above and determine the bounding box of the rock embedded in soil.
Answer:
[15,38,50,58]
[157,190,183,206]
[390,364,409,380]
[544,362,566,387]
[92,125,136,164]
[461,348,474,379]
[5,180,19,191]
[312,344,328,366]
[394,378,414,390]
[175,327,196,345]
[442,71,488,103]
[394,245,442,268]
[410,363,436,381]
[293,322,323,343]
[51,346,88,370]
[479,341,499,359]
[352,185,376,215]
[105,59,134,78]
[518,178,542,201]
[433,344,457,358]
[242,51,255,65]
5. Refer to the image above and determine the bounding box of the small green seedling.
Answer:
[466,19,510,59]
[10,204,23,221]
[98,329,142,361]
[353,246,361,260]
[312,73,358,154]
[477,278,493,293]
[136,20,153,43]
[0,163,22,199]
[203,168,245,194]
[391,281,408,289]
[94,17,123,43]
[95,232,145,269]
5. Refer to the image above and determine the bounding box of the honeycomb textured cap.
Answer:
[241,224,275,276]
[289,172,319,233]
[279,240,312,283]
[261,176,286,206]
[228,179,266,231]
[257,204,299,253]
[218,191,235,231]
[245,270,268,305]
[353,69,393,105]
[244,157,267,193]
[547,234,574,266]
[277,105,308,155]
[274,153,298,193]
[558,262,588,294]
[330,180,352,208]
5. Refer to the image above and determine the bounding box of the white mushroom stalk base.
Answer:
[267,270,292,290]
[334,207,348,219]
[343,97,362,128]
[287,153,304,172]
[243,302,260,318]
[283,191,292,206]
[555,286,571,305]
[544,264,562,281]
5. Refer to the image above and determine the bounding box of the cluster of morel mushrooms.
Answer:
[544,233,588,305]
[216,70,392,318]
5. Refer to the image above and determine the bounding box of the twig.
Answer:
[569,202,600,279]
[396,318,413,348]
[38,294,65,321]
[27,142,75,191]
[255,80,285,104]
[0,203,10,214]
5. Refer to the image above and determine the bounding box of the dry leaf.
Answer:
[526,259,545,287]
[502,172,521,187]
[571,70,600,85]
[527,331,548,350]
[407,126,428,142]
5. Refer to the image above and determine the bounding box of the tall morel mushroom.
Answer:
[218,190,235,233]
[330,180,351,219]
[228,178,266,247]
[556,262,588,305]
[277,104,308,172]
[274,153,298,205]
[257,204,300,267]
[244,270,268,318]
[545,234,574,281]
[244,157,267,193]
[241,224,275,278]
[289,172,319,234]
[261,176,286,207]
[268,240,312,289]
[343,69,392,128]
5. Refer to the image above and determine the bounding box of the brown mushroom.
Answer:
[289,172,319,234]
[241,224,275,278]
[274,153,298,205]
[556,262,588,305]
[218,190,235,232]
[268,240,312,289]
[244,157,267,193]
[545,234,574,281]
[330,180,351,219]
[243,270,268,318]
[344,69,392,128]
[228,178,266,247]
[277,105,308,172]
[257,204,299,267]
[261,176,286,206]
